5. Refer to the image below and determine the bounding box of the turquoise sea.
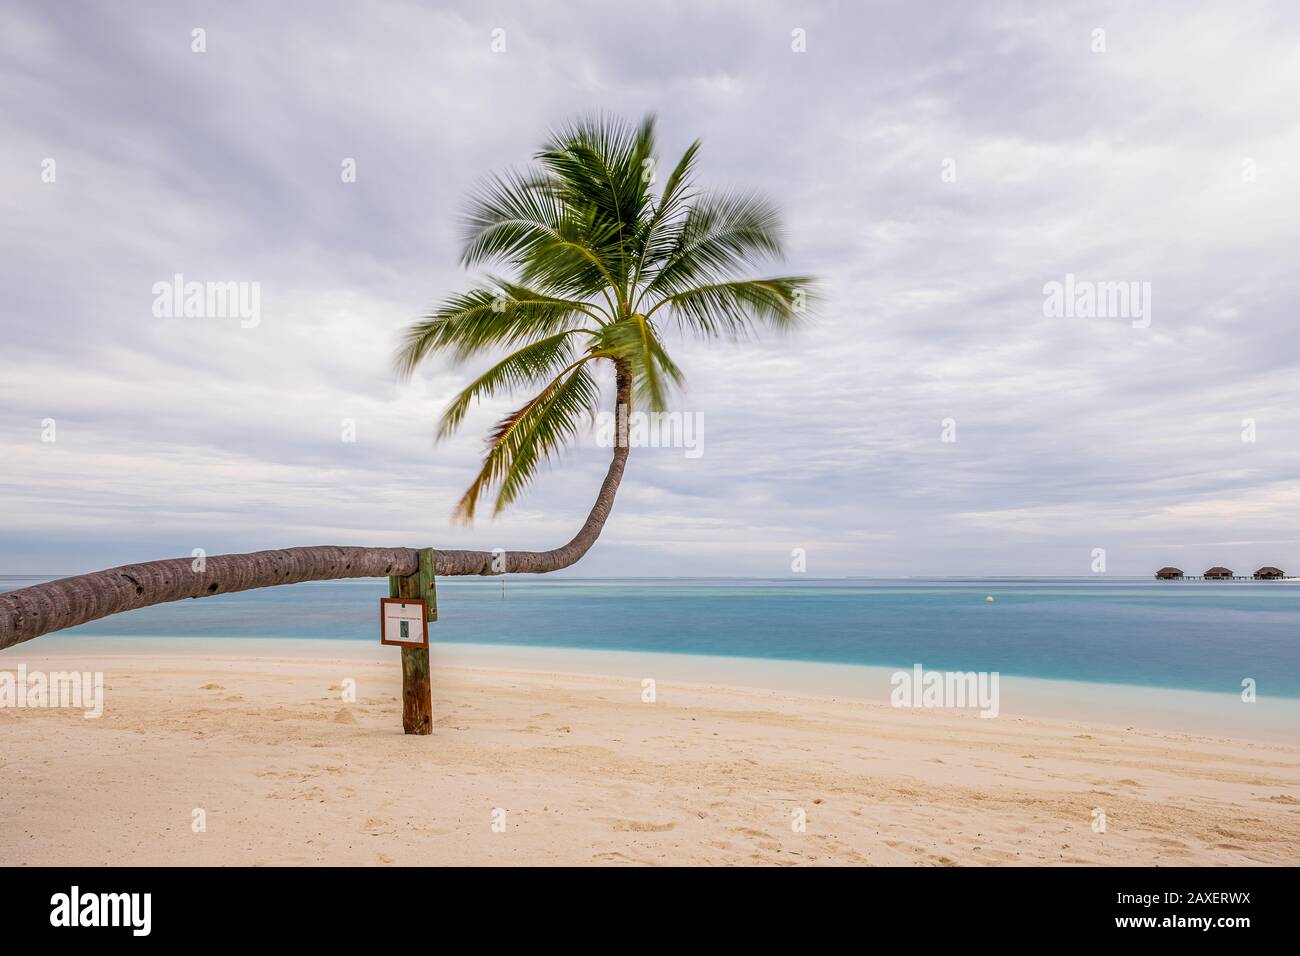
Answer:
[3,575,1298,699]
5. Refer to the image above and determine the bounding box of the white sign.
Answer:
[380,598,428,647]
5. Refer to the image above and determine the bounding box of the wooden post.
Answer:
[389,547,435,735]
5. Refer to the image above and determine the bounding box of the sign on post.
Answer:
[379,597,429,648]
[386,547,436,735]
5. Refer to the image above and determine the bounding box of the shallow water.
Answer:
[4,575,1298,698]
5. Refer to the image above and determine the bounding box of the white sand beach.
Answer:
[1,639,1298,867]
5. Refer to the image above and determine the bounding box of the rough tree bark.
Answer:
[0,366,632,652]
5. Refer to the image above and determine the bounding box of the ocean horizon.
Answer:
[5,574,1298,700]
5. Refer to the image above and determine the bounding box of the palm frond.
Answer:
[594,315,685,411]
[645,276,816,339]
[436,331,589,440]
[400,112,819,520]
[454,361,603,521]
[538,114,656,237]
[637,191,785,306]
[460,168,566,268]
[632,139,700,288]
[395,284,595,375]
[536,113,658,291]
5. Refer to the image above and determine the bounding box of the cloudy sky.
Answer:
[3,0,1299,577]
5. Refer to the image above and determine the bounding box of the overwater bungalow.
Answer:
[1253,566,1285,580]
[1154,567,1184,580]
[1204,566,1234,580]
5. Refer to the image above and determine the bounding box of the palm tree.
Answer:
[0,114,812,649]
[395,113,812,570]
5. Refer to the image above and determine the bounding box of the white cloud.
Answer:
[2,0,1299,577]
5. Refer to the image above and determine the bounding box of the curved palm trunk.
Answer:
[0,367,632,652]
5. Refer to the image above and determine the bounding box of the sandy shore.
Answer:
[2,640,1298,866]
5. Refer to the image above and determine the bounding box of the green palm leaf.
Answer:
[632,139,700,289]
[399,113,818,521]
[646,276,815,339]
[454,361,603,522]
[436,331,591,441]
[395,283,596,373]
[593,314,684,411]
[637,191,785,303]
